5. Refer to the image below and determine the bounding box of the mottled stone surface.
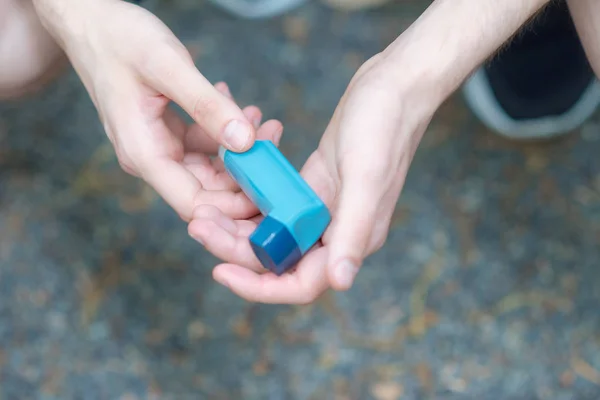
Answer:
[1,1,600,399]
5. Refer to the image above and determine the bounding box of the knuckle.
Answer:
[192,95,221,125]
[137,37,191,74]
[114,146,133,171]
[135,39,198,99]
[114,141,146,177]
[138,47,173,77]
[116,154,137,176]
[369,219,392,253]
[192,185,205,209]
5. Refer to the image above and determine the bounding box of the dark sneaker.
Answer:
[462,1,600,139]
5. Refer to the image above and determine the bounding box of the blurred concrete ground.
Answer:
[1,0,600,399]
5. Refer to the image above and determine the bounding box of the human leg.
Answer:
[0,0,66,100]
[462,0,600,139]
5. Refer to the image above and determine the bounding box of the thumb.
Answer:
[326,178,380,291]
[140,45,255,152]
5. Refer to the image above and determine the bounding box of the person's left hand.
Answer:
[188,53,439,304]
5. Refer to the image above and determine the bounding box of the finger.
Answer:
[181,82,241,154]
[212,246,330,304]
[255,119,283,145]
[162,107,188,139]
[184,119,284,194]
[182,152,239,191]
[183,124,220,155]
[188,205,264,271]
[298,150,339,208]
[162,105,220,155]
[191,204,262,227]
[243,105,262,130]
[215,81,233,99]
[143,157,263,221]
[108,104,201,219]
[205,119,284,188]
[161,82,223,155]
[120,112,257,220]
[194,189,258,220]
[325,178,381,291]
[139,47,255,152]
[183,105,264,154]
[214,81,264,129]
[104,80,257,221]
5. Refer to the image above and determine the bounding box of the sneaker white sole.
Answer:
[208,0,308,19]
[462,67,600,140]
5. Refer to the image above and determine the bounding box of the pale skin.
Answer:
[0,0,64,98]
[1,0,598,304]
[568,0,600,78]
[33,0,292,224]
[188,0,559,303]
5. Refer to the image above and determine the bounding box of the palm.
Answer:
[111,77,283,222]
[189,60,429,303]
[187,147,342,303]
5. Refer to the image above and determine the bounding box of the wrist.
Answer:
[378,0,551,109]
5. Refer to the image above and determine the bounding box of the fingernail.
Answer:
[222,85,232,99]
[252,116,261,129]
[189,233,204,246]
[334,259,358,289]
[223,120,252,151]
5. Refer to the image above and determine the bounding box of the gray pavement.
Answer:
[1,1,600,398]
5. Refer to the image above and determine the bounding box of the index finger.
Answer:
[118,113,256,221]
[138,44,255,152]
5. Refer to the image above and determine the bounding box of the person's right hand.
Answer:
[32,0,263,221]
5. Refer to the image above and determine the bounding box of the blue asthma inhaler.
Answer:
[219,140,331,275]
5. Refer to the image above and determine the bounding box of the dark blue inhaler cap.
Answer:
[249,216,302,276]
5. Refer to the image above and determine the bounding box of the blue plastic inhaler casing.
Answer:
[219,140,331,275]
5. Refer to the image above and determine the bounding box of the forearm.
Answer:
[380,0,551,107]
[568,0,600,78]
[32,0,98,49]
